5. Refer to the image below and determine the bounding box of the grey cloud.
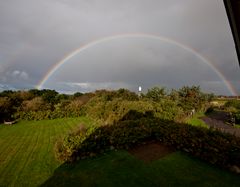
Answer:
[0,0,239,95]
[1,70,29,84]
[11,70,29,80]
[43,81,136,94]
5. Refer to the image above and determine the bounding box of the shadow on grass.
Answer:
[40,150,153,187]
[41,111,240,186]
[41,151,240,187]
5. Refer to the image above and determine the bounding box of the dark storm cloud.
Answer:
[0,0,239,95]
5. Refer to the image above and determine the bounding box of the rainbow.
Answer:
[36,33,237,95]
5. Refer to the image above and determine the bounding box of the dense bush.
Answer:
[233,112,240,124]
[94,89,139,101]
[14,110,53,121]
[0,86,213,122]
[55,124,97,162]
[176,86,213,112]
[223,99,240,124]
[84,97,183,124]
[144,86,166,102]
[225,100,240,110]
[205,106,214,114]
[55,117,240,172]
[0,97,15,121]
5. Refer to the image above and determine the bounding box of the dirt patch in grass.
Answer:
[128,141,175,163]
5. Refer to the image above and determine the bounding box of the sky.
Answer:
[0,0,239,95]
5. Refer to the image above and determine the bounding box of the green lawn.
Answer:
[186,112,209,128]
[0,118,239,187]
[42,151,240,187]
[0,117,94,187]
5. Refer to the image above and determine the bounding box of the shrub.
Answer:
[14,110,53,120]
[21,97,50,112]
[55,117,240,173]
[54,124,97,162]
[0,97,15,121]
[225,100,240,110]
[84,97,183,124]
[205,106,214,114]
[144,86,166,102]
[233,112,240,124]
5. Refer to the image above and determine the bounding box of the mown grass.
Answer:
[1,118,240,187]
[0,117,94,187]
[186,112,209,128]
[41,151,240,187]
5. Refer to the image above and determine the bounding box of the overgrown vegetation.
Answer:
[0,86,214,123]
[224,100,240,124]
[2,86,240,186]
[55,114,240,173]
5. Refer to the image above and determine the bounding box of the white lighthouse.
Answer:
[138,86,142,96]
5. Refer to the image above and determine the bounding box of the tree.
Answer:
[29,89,42,97]
[56,94,70,102]
[116,88,139,101]
[21,97,50,112]
[145,86,166,102]
[0,97,14,121]
[169,89,180,101]
[41,89,58,104]
[177,85,209,112]
[73,92,83,98]
[0,90,15,97]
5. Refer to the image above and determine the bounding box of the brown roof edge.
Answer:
[223,0,240,65]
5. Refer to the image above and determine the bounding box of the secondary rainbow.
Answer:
[36,33,237,95]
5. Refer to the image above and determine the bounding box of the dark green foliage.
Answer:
[94,89,139,101]
[28,89,42,97]
[223,99,240,124]
[0,86,214,122]
[233,112,240,124]
[205,106,214,114]
[41,89,58,104]
[84,93,184,124]
[119,110,154,121]
[177,85,212,112]
[15,100,86,120]
[55,93,71,102]
[84,97,156,124]
[14,110,53,121]
[0,90,39,121]
[55,124,97,162]
[145,86,166,102]
[56,116,240,172]
[0,97,15,121]
[73,92,83,98]
[0,90,15,97]
[0,90,92,120]
[225,100,240,110]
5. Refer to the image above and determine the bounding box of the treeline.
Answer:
[0,86,214,123]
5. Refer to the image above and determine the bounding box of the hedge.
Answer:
[55,118,240,172]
